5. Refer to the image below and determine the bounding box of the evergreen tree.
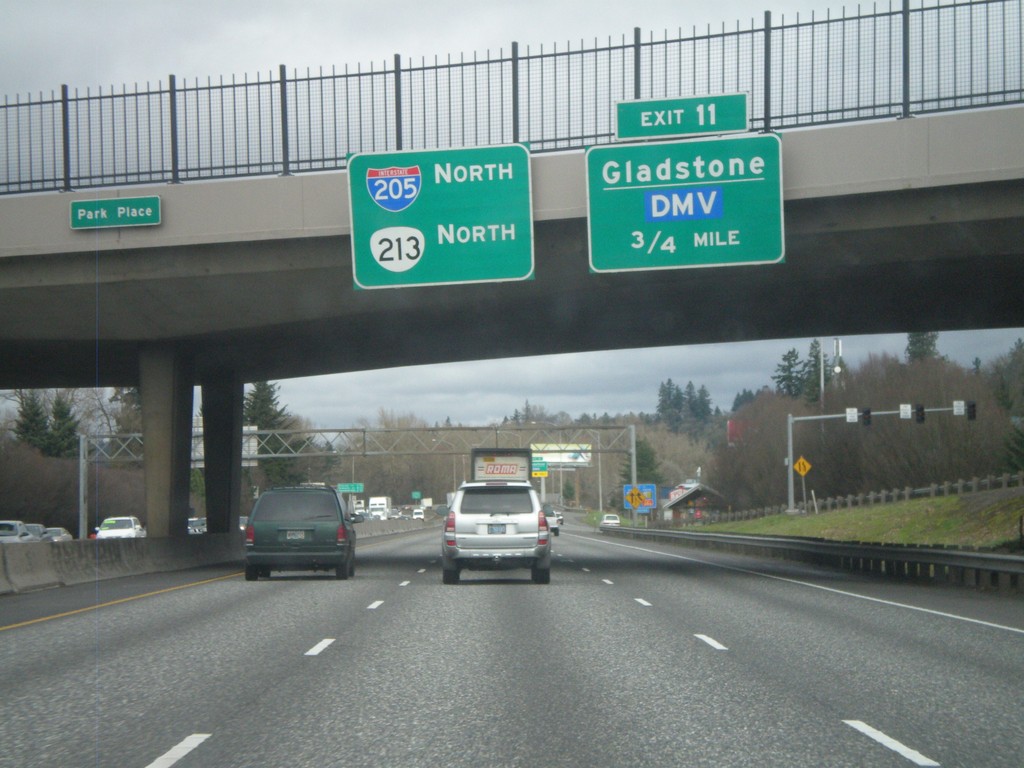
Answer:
[656,379,684,433]
[619,437,663,487]
[14,391,49,452]
[690,384,713,422]
[772,348,804,398]
[110,387,142,433]
[732,388,757,412]
[906,331,940,362]
[801,339,835,404]
[1005,424,1024,472]
[244,381,289,428]
[243,381,300,486]
[46,393,80,458]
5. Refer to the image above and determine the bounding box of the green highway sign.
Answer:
[616,94,748,140]
[347,144,534,289]
[70,196,161,229]
[337,483,364,493]
[586,133,784,273]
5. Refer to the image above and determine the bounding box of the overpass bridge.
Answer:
[1,1,1022,538]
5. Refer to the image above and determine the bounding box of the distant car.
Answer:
[600,514,621,528]
[542,503,561,536]
[412,508,425,520]
[43,527,73,542]
[95,516,147,539]
[244,485,356,581]
[24,523,48,541]
[0,520,40,543]
[187,517,207,534]
[441,480,551,585]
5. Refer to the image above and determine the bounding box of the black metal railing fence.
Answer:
[2,0,1020,195]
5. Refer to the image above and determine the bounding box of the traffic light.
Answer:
[966,401,976,420]
[914,404,925,423]
[861,408,871,426]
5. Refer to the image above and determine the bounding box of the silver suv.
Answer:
[441,481,551,584]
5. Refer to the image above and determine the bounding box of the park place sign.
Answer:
[70,196,161,229]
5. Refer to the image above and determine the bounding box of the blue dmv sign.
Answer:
[623,483,657,513]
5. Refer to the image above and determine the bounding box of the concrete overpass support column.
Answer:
[140,347,195,538]
[200,376,243,534]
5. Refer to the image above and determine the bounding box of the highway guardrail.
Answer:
[599,525,1023,594]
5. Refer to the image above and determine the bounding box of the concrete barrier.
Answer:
[1,541,62,592]
[0,520,436,594]
[0,546,17,595]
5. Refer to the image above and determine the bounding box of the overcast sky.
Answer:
[3,1,1021,428]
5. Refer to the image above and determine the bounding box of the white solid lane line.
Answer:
[367,600,384,610]
[144,734,212,768]
[695,634,728,650]
[843,720,940,766]
[305,638,336,656]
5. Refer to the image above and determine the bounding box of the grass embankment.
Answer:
[704,489,1024,551]
[584,489,1024,552]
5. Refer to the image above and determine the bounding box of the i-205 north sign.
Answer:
[347,144,534,289]
[586,133,784,273]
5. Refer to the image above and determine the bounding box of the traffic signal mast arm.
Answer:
[785,402,976,511]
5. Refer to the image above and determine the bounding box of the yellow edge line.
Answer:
[0,571,242,632]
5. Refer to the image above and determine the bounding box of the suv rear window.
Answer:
[459,487,534,515]
[253,491,340,522]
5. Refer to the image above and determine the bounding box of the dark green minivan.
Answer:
[244,485,356,580]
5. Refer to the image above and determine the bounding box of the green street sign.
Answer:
[586,134,784,273]
[70,196,161,229]
[337,483,364,493]
[616,94,748,140]
[347,144,534,289]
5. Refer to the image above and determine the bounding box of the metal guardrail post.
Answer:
[763,11,772,131]
[394,53,403,151]
[168,74,179,184]
[60,85,71,191]
[279,64,291,175]
[633,27,642,99]
[902,0,912,118]
[511,42,520,144]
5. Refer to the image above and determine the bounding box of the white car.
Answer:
[95,516,147,539]
[600,514,621,528]
[441,481,551,584]
[412,508,425,520]
[0,520,40,543]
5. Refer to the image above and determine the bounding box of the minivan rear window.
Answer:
[253,492,339,522]
[459,487,534,515]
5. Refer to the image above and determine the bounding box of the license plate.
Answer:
[286,530,306,540]
[488,524,506,534]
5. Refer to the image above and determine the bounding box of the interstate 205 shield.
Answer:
[366,166,422,212]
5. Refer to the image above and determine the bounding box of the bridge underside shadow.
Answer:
[1,179,1021,388]
[0,177,1021,539]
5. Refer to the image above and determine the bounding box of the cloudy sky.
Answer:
[3,1,1021,427]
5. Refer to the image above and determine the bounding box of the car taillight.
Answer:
[538,512,549,544]
[444,511,456,546]
[245,524,254,545]
[337,524,348,543]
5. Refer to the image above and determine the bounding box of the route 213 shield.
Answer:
[365,166,422,212]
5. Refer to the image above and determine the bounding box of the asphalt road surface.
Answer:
[2,519,1022,767]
